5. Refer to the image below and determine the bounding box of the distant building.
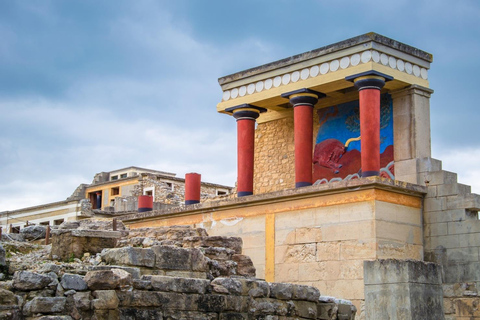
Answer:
[0,166,232,232]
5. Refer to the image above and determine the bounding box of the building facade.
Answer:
[120,33,480,319]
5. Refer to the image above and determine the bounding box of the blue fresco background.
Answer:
[316,94,393,153]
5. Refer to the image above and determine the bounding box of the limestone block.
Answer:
[447,220,480,235]
[232,254,256,277]
[284,243,316,263]
[316,242,340,261]
[211,277,243,295]
[427,170,458,186]
[0,288,17,306]
[100,246,155,267]
[151,275,209,294]
[13,271,53,291]
[375,201,422,226]
[132,279,152,290]
[424,197,447,212]
[291,284,320,302]
[20,225,47,241]
[92,290,119,310]
[376,220,422,245]
[298,262,326,282]
[197,294,228,313]
[322,220,374,242]
[364,261,445,319]
[24,296,66,314]
[269,282,294,300]
[295,227,322,244]
[73,291,91,311]
[183,236,243,254]
[60,273,87,291]
[84,269,132,290]
[119,308,163,320]
[274,263,299,282]
[152,246,207,272]
[339,241,376,260]
[164,270,207,279]
[88,265,141,279]
[418,157,442,173]
[447,247,479,262]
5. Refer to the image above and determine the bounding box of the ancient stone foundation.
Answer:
[0,221,356,319]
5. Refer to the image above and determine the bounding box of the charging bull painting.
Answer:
[313,94,394,183]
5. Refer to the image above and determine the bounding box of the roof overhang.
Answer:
[216,32,432,123]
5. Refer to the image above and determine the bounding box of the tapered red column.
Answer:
[226,104,266,197]
[282,89,325,188]
[346,71,393,177]
[185,173,201,205]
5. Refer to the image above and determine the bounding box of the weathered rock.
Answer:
[73,291,91,311]
[292,284,321,302]
[211,277,243,295]
[232,254,256,277]
[0,288,17,306]
[152,246,208,272]
[20,225,47,241]
[88,265,141,279]
[58,218,126,231]
[60,274,88,291]
[0,244,6,266]
[100,246,155,267]
[183,236,243,254]
[84,269,132,290]
[50,229,122,260]
[269,282,294,300]
[12,271,54,291]
[150,275,210,294]
[35,316,73,320]
[24,296,66,314]
[92,290,119,309]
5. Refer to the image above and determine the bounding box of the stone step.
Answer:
[436,183,472,197]
[446,193,480,211]
[425,170,458,186]
[418,157,443,173]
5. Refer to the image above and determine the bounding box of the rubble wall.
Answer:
[253,111,321,194]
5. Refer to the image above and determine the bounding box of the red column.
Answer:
[282,89,325,188]
[346,71,392,177]
[138,195,153,212]
[226,104,266,197]
[185,173,201,205]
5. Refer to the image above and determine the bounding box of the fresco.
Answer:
[313,94,394,184]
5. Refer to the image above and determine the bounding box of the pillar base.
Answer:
[362,171,380,177]
[295,182,312,188]
[238,191,253,197]
[185,200,200,205]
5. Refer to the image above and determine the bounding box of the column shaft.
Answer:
[294,105,314,187]
[359,88,381,176]
[237,118,255,196]
[185,173,201,205]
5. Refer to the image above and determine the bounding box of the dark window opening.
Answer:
[54,219,64,226]
[120,173,127,179]
[111,187,120,196]
[111,175,118,181]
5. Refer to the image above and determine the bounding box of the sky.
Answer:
[0,0,479,211]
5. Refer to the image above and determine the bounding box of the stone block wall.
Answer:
[253,111,321,194]
[364,259,444,320]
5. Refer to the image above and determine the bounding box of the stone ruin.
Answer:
[0,219,357,319]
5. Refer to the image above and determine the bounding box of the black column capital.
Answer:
[226,104,267,121]
[345,71,393,91]
[281,88,326,107]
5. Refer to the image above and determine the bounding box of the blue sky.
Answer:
[1,0,479,210]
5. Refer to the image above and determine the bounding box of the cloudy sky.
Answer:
[1,0,479,211]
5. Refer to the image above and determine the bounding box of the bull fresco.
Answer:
[313,94,394,183]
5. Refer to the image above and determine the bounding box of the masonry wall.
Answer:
[123,178,425,318]
[254,111,320,194]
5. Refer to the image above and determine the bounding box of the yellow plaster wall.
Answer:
[126,187,423,311]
